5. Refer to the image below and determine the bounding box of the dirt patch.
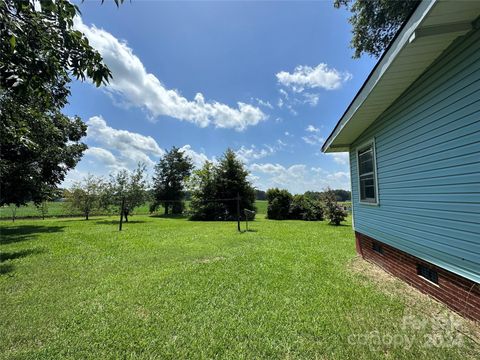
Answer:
[348,256,480,345]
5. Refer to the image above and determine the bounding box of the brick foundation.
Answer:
[355,232,480,322]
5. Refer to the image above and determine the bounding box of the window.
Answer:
[357,140,378,204]
[417,264,438,284]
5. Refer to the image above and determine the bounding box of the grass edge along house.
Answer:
[322,0,480,321]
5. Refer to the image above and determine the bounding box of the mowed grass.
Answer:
[1,215,478,359]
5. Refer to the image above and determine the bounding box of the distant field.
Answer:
[1,200,269,220]
[1,215,478,359]
[0,202,152,220]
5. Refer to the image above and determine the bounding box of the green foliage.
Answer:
[255,189,267,200]
[189,149,256,221]
[152,147,193,215]
[334,0,418,58]
[189,162,220,220]
[321,188,348,226]
[266,188,292,220]
[267,191,324,221]
[289,195,324,221]
[104,164,148,221]
[35,201,49,220]
[0,0,114,207]
[215,149,256,220]
[65,174,105,220]
[305,189,351,202]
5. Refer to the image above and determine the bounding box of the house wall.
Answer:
[349,27,480,284]
[355,232,480,321]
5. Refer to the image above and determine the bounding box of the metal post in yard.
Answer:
[119,196,125,231]
[236,193,241,232]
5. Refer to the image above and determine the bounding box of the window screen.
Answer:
[357,143,378,204]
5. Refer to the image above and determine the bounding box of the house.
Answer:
[322,0,480,321]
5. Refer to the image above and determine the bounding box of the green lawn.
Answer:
[1,215,478,359]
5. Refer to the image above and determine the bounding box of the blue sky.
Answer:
[65,1,376,193]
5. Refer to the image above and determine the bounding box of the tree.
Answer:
[189,161,220,221]
[0,0,116,207]
[189,150,256,221]
[66,175,105,220]
[152,147,193,215]
[266,188,292,220]
[334,0,418,58]
[215,149,256,221]
[321,188,348,226]
[105,164,148,222]
[36,201,49,220]
[255,190,267,201]
[305,189,351,202]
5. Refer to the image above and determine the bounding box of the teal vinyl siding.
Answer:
[349,27,480,283]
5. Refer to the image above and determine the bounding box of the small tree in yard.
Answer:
[67,175,105,220]
[266,188,292,220]
[106,164,148,222]
[321,188,347,225]
[36,201,48,220]
[152,147,193,215]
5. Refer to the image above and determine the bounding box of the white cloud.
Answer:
[302,135,324,145]
[276,63,352,93]
[302,125,324,145]
[306,125,320,133]
[235,138,288,164]
[250,162,350,193]
[74,17,267,131]
[84,147,119,168]
[86,116,164,168]
[253,98,274,109]
[303,93,319,106]
[236,145,273,163]
[179,145,213,168]
[327,152,350,165]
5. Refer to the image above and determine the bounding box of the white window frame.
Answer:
[356,138,379,206]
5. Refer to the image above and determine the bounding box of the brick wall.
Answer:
[355,232,480,322]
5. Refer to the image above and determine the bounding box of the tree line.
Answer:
[266,188,347,225]
[66,147,256,222]
[64,146,348,226]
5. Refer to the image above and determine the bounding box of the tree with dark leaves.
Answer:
[334,0,418,58]
[152,147,193,215]
[0,0,120,206]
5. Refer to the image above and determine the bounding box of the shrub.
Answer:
[266,188,292,220]
[289,195,323,221]
[321,189,347,225]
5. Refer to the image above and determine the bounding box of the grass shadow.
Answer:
[0,248,45,262]
[95,220,147,225]
[151,214,188,219]
[0,263,14,275]
[0,225,65,245]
